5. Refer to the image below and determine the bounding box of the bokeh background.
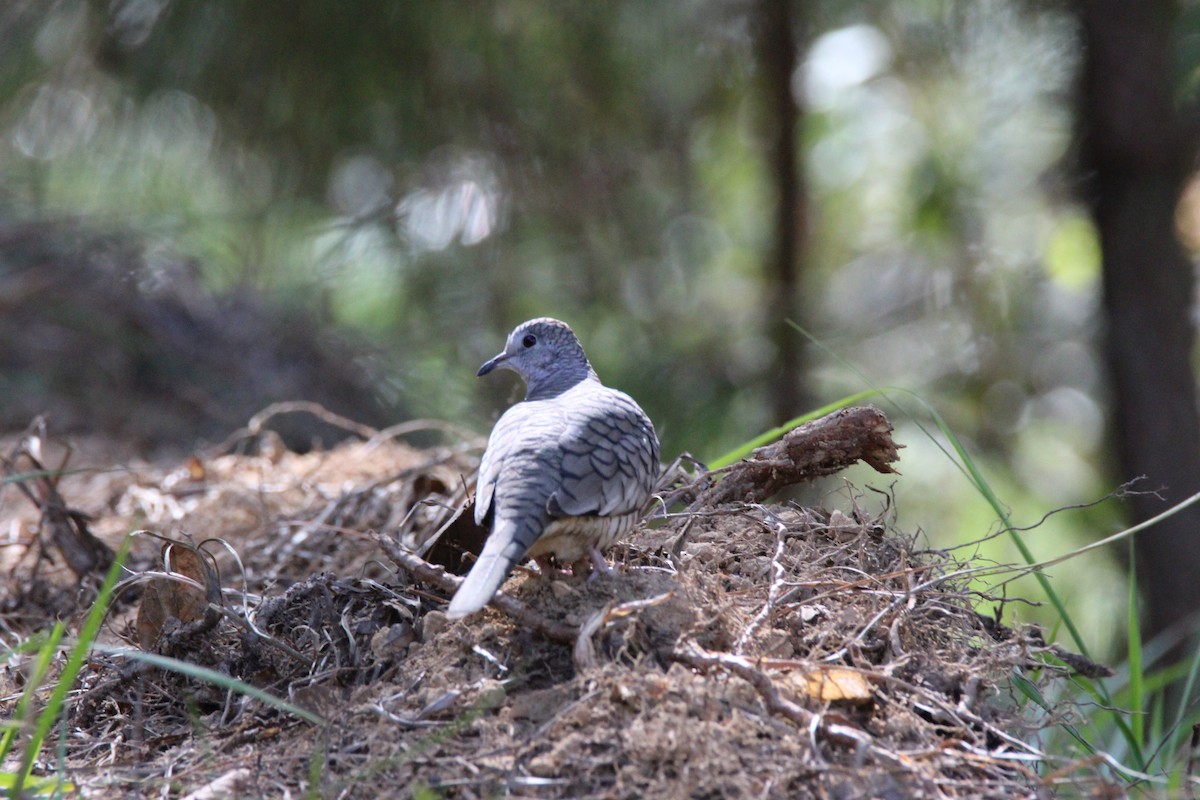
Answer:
[4,0,1197,665]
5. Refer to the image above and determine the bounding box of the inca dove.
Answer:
[446,318,660,619]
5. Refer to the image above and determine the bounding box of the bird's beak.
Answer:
[477,352,508,377]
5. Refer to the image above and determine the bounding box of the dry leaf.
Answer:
[136,541,222,650]
[782,666,873,704]
[185,456,207,481]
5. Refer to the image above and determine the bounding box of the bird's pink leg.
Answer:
[586,546,614,581]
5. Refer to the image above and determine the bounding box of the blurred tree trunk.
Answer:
[754,0,808,422]
[1076,0,1200,644]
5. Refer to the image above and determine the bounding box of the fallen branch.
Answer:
[203,401,381,458]
[695,406,901,507]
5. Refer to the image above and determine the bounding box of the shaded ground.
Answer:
[0,415,1110,798]
[0,220,397,452]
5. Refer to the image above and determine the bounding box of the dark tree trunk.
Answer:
[754,0,808,423]
[1076,0,1200,643]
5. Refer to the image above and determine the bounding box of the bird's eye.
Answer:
[522,334,537,348]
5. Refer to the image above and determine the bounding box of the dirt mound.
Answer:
[0,413,1102,798]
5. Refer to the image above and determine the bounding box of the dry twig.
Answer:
[1,425,113,576]
[374,531,578,643]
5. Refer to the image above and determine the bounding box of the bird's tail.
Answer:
[445,521,529,619]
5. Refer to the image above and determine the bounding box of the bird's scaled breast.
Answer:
[525,512,639,563]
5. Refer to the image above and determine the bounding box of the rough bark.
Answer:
[694,406,901,507]
[1076,0,1200,642]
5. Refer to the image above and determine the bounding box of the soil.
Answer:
[0,419,1107,798]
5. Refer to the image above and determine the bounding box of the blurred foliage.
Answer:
[0,0,1154,656]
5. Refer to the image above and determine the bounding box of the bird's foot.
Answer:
[581,547,615,583]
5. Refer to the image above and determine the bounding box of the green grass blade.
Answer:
[1,466,133,487]
[911,392,1092,655]
[12,536,132,797]
[1164,636,1200,764]
[1126,543,1145,767]
[0,624,66,763]
[89,646,325,726]
[0,772,73,796]
[1148,691,1163,773]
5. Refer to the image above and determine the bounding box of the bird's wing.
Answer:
[454,399,568,619]
[474,398,567,528]
[473,421,504,527]
[547,387,660,519]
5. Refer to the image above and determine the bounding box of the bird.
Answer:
[445,317,660,619]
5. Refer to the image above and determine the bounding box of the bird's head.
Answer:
[478,317,597,399]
